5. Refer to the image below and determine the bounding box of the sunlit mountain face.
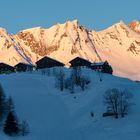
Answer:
[0,20,140,80]
[128,20,140,33]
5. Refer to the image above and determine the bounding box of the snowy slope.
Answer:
[90,22,140,80]
[0,68,140,140]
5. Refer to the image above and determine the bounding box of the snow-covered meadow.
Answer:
[0,68,140,140]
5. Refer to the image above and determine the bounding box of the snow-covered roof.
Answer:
[91,62,105,66]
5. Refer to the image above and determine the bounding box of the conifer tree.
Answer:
[3,111,19,136]
[6,96,15,113]
[0,83,6,120]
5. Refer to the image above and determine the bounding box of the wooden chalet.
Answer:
[90,61,113,74]
[36,56,64,69]
[0,63,15,73]
[14,63,34,72]
[69,57,91,67]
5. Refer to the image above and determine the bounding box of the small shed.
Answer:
[0,63,15,73]
[36,56,64,69]
[14,63,34,72]
[69,57,91,67]
[90,62,105,70]
[90,61,113,74]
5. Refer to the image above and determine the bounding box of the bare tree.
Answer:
[55,70,65,91]
[69,74,75,93]
[104,88,120,118]
[119,90,133,117]
[64,67,90,93]
[64,73,75,93]
[71,67,81,85]
[103,88,133,118]
[79,76,90,91]
[20,120,29,136]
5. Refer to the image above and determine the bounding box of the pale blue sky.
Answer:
[0,0,140,33]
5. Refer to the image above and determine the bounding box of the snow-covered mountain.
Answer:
[15,20,102,64]
[0,20,140,80]
[0,28,37,66]
[91,21,140,80]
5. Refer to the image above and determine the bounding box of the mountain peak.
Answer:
[20,26,42,33]
[128,20,140,33]
[72,19,78,25]
[0,27,9,35]
[128,20,139,26]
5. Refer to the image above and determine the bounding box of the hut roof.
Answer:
[69,57,91,64]
[14,62,34,67]
[36,56,64,68]
[0,62,14,68]
[0,62,15,71]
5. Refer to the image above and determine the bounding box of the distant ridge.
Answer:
[0,20,140,80]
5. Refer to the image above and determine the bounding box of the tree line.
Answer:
[0,83,29,137]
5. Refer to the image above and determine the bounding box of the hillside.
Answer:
[0,68,139,140]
